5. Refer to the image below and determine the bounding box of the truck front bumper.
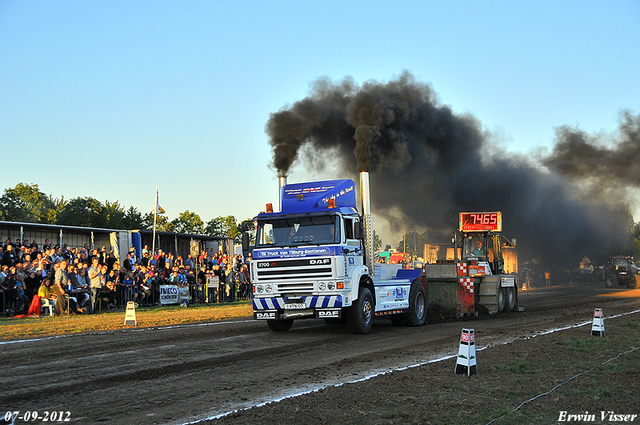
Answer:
[253,295,343,320]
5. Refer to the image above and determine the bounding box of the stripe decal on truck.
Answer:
[253,295,342,310]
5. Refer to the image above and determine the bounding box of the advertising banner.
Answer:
[159,285,190,305]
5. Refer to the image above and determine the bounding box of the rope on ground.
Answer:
[485,346,640,425]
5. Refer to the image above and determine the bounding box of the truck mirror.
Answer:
[353,222,363,240]
[511,238,517,247]
[242,233,249,251]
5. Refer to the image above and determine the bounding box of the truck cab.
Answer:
[250,176,426,333]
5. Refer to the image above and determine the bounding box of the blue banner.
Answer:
[252,245,343,259]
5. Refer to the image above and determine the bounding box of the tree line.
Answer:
[0,183,249,243]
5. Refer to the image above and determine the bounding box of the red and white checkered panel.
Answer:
[459,277,474,293]
[457,263,468,277]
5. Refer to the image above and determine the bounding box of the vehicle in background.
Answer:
[602,256,640,289]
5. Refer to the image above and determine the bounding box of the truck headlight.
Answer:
[318,282,326,291]
[265,284,273,293]
[328,282,336,290]
[256,285,264,294]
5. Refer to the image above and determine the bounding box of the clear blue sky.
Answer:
[1,1,638,243]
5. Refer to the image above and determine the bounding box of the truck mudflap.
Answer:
[253,295,343,311]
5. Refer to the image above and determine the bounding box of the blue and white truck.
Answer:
[248,172,426,334]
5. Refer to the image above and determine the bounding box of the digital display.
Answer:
[459,212,502,232]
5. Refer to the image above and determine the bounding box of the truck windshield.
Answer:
[256,215,340,247]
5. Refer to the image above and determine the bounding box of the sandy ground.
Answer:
[1,283,639,425]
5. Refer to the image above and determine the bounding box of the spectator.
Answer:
[123,253,134,272]
[157,250,166,270]
[103,266,117,309]
[53,260,69,315]
[38,278,55,300]
[2,244,18,267]
[121,271,135,303]
[88,257,103,314]
[13,272,29,313]
[223,263,235,302]
[74,267,90,308]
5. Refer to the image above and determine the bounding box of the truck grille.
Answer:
[254,257,333,295]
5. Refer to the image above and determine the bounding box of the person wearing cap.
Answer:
[472,240,485,257]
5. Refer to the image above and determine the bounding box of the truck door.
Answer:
[343,217,363,274]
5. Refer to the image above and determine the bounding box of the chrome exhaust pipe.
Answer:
[359,171,374,275]
[278,176,287,212]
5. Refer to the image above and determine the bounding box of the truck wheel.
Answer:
[347,287,373,334]
[406,280,427,326]
[504,287,516,313]
[630,275,640,289]
[390,280,426,326]
[497,286,505,313]
[267,319,293,332]
[605,274,617,288]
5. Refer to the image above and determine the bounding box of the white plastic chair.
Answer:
[41,298,56,316]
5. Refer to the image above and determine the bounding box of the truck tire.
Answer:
[605,274,617,288]
[267,319,293,332]
[630,275,640,289]
[391,280,427,326]
[347,287,373,334]
[497,286,505,313]
[504,287,516,313]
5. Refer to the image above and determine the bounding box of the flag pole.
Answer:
[152,186,158,258]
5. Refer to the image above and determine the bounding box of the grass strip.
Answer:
[0,302,253,341]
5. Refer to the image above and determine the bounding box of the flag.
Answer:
[153,189,165,215]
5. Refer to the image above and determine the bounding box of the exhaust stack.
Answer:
[359,171,375,275]
[278,176,287,212]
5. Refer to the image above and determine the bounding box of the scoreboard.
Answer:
[459,212,502,232]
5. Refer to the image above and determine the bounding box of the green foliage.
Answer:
[103,200,125,228]
[0,182,252,242]
[205,217,224,236]
[568,337,607,352]
[172,210,205,234]
[206,215,241,242]
[122,206,144,229]
[396,231,431,256]
[373,230,382,253]
[0,183,57,223]
[56,197,107,227]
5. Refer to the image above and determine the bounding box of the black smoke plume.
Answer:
[266,72,636,266]
[544,111,640,188]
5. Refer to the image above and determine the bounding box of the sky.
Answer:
[1,1,639,245]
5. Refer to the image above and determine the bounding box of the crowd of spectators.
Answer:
[0,237,251,317]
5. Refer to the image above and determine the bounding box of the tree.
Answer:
[56,197,106,227]
[206,215,241,242]
[0,183,57,223]
[373,230,383,253]
[205,217,224,236]
[172,210,205,234]
[396,231,430,257]
[122,207,145,229]
[103,200,125,228]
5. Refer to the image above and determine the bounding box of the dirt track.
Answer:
[1,283,639,425]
